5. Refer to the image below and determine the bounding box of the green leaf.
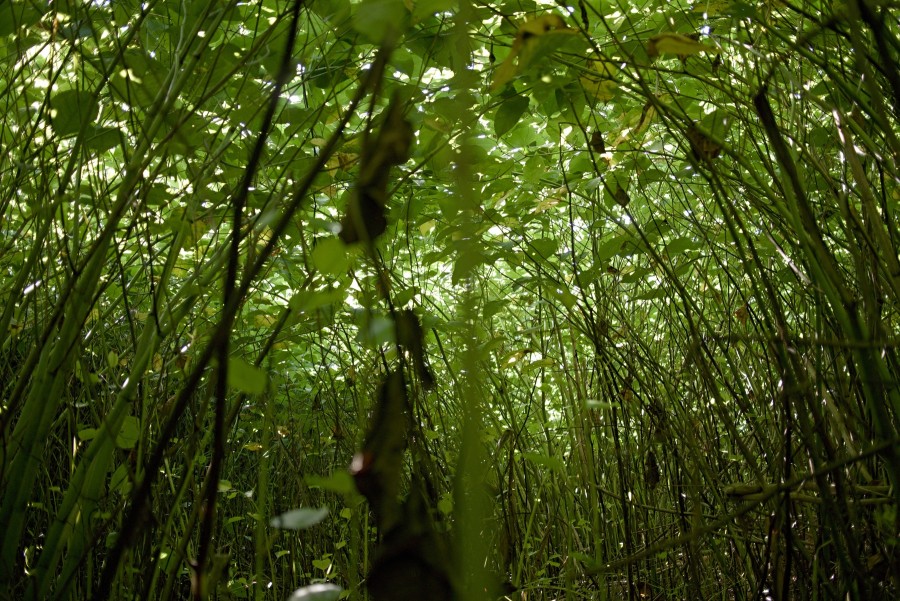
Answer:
[730,1,759,18]
[50,89,96,137]
[78,428,98,442]
[393,287,417,306]
[352,0,407,43]
[494,95,530,137]
[363,315,395,346]
[519,27,584,71]
[647,33,718,60]
[413,0,454,20]
[312,237,350,277]
[452,248,486,284]
[116,416,140,450]
[523,357,554,373]
[438,494,453,515]
[531,237,558,258]
[636,287,667,300]
[522,154,546,184]
[567,153,594,176]
[109,464,131,495]
[306,471,356,495]
[288,288,345,313]
[310,0,351,23]
[548,286,577,310]
[595,236,627,261]
[85,126,123,153]
[522,451,566,473]
[0,3,43,36]
[227,357,267,394]
[269,507,329,530]
[664,236,699,256]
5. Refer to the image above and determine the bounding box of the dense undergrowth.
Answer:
[1,0,898,600]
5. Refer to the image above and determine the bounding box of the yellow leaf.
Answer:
[419,219,436,235]
[647,33,717,59]
[423,115,451,133]
[686,124,722,160]
[517,13,567,39]
[580,59,619,102]
[491,54,519,91]
[613,105,650,147]
[587,58,619,79]
[254,314,277,328]
[633,101,656,138]
[501,349,527,367]
[581,77,617,102]
[534,196,561,213]
[326,152,358,172]
[491,13,569,91]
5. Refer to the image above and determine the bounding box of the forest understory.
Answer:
[0,0,898,600]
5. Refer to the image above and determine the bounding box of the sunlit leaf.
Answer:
[580,59,619,102]
[270,507,329,530]
[491,13,571,90]
[288,289,345,313]
[312,237,350,277]
[692,0,732,15]
[413,0,454,20]
[306,471,357,495]
[585,399,616,411]
[287,583,342,601]
[0,2,42,36]
[664,236,699,255]
[531,237,558,258]
[647,33,718,59]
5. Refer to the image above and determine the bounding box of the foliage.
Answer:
[1,0,899,600]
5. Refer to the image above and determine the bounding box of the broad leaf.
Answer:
[287,583,342,601]
[270,507,329,530]
[494,95,530,137]
[227,358,268,394]
[50,90,96,137]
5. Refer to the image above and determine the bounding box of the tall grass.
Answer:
[1,1,898,600]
